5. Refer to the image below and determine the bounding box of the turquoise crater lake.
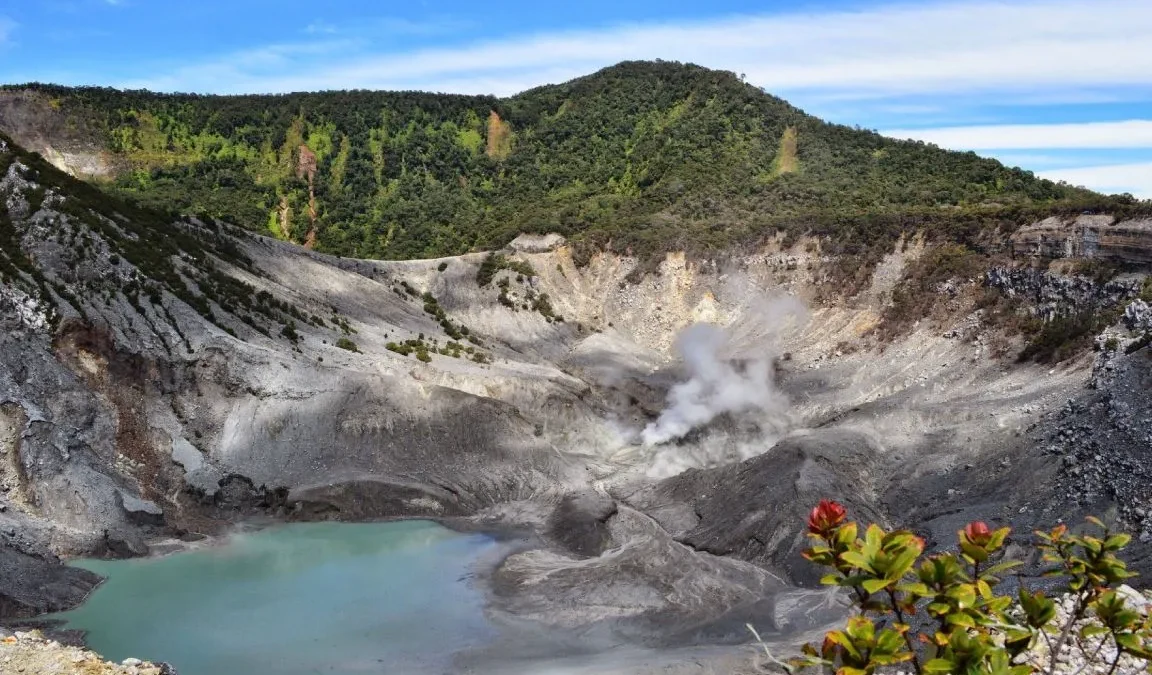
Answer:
[51,521,499,675]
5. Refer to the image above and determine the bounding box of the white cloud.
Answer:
[1039,163,1152,199]
[0,17,14,44]
[882,121,1152,150]
[121,0,1152,96]
[305,21,338,35]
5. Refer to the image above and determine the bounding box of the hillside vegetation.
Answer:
[2,61,1140,262]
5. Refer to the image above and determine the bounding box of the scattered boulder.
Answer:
[1124,299,1152,332]
[116,490,164,527]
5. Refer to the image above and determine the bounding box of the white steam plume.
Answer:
[641,295,806,447]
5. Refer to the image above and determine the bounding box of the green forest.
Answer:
[5,61,1143,262]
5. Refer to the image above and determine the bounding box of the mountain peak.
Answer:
[0,62,1122,263]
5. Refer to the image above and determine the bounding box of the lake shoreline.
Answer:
[34,521,511,675]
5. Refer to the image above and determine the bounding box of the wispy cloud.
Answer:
[119,0,1152,97]
[305,21,338,35]
[304,16,470,38]
[1039,162,1152,198]
[883,121,1152,150]
[0,17,15,45]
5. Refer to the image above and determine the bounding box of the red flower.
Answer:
[964,521,992,545]
[808,500,847,535]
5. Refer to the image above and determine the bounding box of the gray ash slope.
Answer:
[1,131,1152,666]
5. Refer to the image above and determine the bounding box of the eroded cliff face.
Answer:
[0,91,115,179]
[1012,215,1152,264]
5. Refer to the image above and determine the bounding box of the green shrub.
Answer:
[437,261,449,272]
[532,292,557,321]
[878,244,984,339]
[336,337,359,352]
[477,252,535,286]
[1072,259,1119,285]
[1018,309,1114,363]
[781,501,1152,675]
[385,342,412,356]
[280,321,299,343]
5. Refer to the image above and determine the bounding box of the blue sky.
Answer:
[2,0,1151,197]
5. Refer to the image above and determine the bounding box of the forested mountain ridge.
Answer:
[0,60,1134,262]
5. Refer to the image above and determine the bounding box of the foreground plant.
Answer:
[773,501,1152,675]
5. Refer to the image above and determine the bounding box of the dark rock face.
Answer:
[986,267,1143,321]
[546,490,618,557]
[626,429,886,586]
[1044,347,1152,546]
[0,544,100,619]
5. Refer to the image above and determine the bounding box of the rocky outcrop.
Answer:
[1124,299,1152,333]
[0,546,100,619]
[986,266,1143,319]
[0,629,173,675]
[508,233,567,253]
[1011,215,1152,264]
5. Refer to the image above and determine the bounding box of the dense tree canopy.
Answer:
[6,61,1136,262]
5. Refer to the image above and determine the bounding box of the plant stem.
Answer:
[1105,641,1123,675]
[1047,591,1089,674]
[887,588,922,675]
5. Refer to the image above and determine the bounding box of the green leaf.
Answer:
[983,560,1024,577]
[863,524,884,552]
[861,578,892,594]
[834,522,859,546]
[1114,632,1152,658]
[923,658,957,673]
[839,551,874,572]
[896,582,931,596]
[987,527,1011,550]
[845,616,875,643]
[959,540,989,563]
[826,631,861,660]
[946,583,977,609]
